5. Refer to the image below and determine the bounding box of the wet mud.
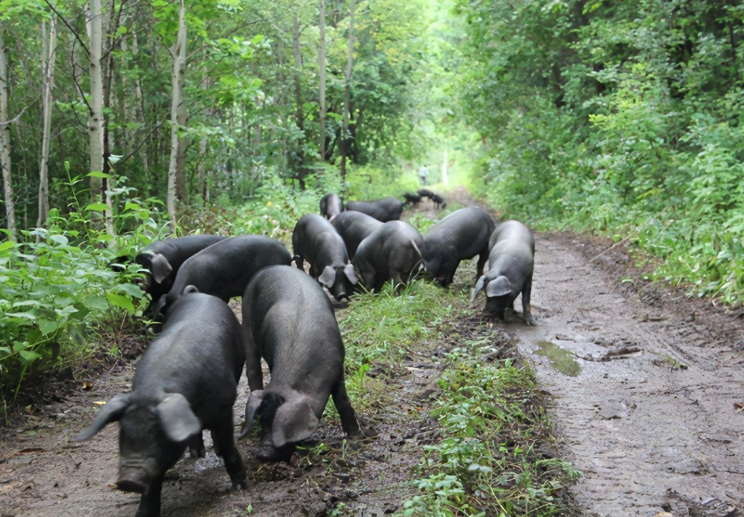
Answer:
[508,233,744,517]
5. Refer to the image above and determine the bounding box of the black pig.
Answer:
[345,197,404,222]
[156,235,291,316]
[330,210,383,260]
[114,235,225,317]
[240,265,360,461]
[423,206,495,287]
[319,193,344,220]
[353,220,424,292]
[472,220,535,325]
[292,214,357,301]
[75,290,247,517]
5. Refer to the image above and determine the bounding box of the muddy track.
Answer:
[508,233,744,517]
[2,190,743,516]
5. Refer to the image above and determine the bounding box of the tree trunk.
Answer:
[88,0,105,214]
[292,15,307,190]
[38,17,57,229]
[0,21,16,240]
[318,0,327,162]
[339,0,355,182]
[130,32,149,180]
[167,0,187,232]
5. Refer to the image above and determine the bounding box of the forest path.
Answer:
[507,231,744,516]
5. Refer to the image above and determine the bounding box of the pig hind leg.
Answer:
[331,378,360,436]
[210,415,247,489]
[188,432,205,458]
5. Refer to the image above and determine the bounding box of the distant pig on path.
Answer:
[292,214,357,301]
[353,220,424,292]
[345,197,404,222]
[155,235,291,316]
[75,290,247,517]
[472,220,536,325]
[241,265,360,462]
[422,206,495,287]
[319,193,344,220]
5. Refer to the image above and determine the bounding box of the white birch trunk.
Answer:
[38,17,57,228]
[167,0,187,232]
[318,0,326,161]
[87,0,105,212]
[0,21,16,240]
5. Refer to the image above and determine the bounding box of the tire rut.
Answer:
[501,233,744,517]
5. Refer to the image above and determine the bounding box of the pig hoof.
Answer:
[232,478,248,490]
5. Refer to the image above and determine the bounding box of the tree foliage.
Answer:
[458,0,744,302]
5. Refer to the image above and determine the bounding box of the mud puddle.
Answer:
[503,233,744,517]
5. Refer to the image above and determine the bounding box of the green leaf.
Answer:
[6,311,37,321]
[113,283,146,298]
[0,240,16,253]
[106,292,135,313]
[87,171,112,179]
[19,349,42,363]
[49,234,69,246]
[85,203,110,212]
[82,295,109,311]
[38,318,59,336]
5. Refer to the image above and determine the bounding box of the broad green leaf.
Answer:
[87,171,111,179]
[82,295,109,311]
[106,292,135,313]
[85,203,110,212]
[38,318,59,336]
[19,349,42,363]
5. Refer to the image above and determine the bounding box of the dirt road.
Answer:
[2,199,743,516]
[512,233,744,516]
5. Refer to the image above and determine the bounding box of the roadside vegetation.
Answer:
[457,0,744,304]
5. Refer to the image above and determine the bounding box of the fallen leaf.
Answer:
[93,401,106,405]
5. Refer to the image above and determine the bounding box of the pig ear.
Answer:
[150,254,173,284]
[471,276,486,302]
[343,263,358,285]
[318,266,336,288]
[74,393,132,441]
[272,398,318,448]
[486,276,511,297]
[157,394,202,443]
[239,390,264,439]
[183,285,199,294]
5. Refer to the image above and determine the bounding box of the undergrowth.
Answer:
[400,342,581,517]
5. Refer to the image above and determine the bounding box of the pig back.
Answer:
[424,207,495,259]
[134,293,246,423]
[243,266,344,383]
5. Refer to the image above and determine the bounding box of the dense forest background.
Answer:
[0,0,743,398]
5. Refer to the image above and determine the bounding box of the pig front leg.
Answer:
[188,432,205,458]
[135,473,164,517]
[331,378,360,437]
[475,249,488,281]
[210,415,247,489]
[243,320,264,392]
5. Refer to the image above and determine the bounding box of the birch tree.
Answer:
[0,20,15,240]
[87,0,108,232]
[339,0,355,181]
[167,0,187,231]
[38,17,57,228]
[318,0,326,162]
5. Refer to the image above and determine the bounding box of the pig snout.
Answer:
[257,438,294,463]
[116,457,157,494]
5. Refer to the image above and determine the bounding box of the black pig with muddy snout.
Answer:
[472,220,535,325]
[330,210,383,260]
[353,220,424,292]
[345,197,404,222]
[114,235,225,317]
[319,193,344,220]
[155,235,291,316]
[75,290,247,517]
[292,214,357,301]
[423,206,495,287]
[240,265,360,461]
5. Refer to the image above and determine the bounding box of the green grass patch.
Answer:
[400,343,581,517]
